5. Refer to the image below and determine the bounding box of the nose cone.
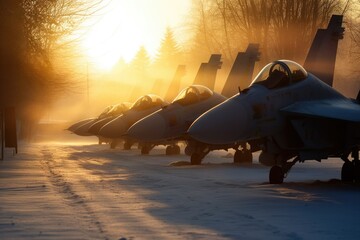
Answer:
[88,117,114,135]
[127,113,166,142]
[99,115,128,138]
[72,119,97,136]
[188,97,249,145]
[67,118,96,133]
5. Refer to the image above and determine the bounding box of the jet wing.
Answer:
[281,99,360,122]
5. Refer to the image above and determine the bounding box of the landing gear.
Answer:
[123,141,132,150]
[269,166,284,184]
[341,161,354,182]
[141,145,150,155]
[341,148,360,183]
[110,140,118,149]
[354,160,360,183]
[184,145,194,156]
[234,149,253,164]
[268,156,298,184]
[166,145,180,155]
[141,144,154,155]
[190,153,203,165]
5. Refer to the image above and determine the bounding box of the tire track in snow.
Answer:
[39,147,109,240]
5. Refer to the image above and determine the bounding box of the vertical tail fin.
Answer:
[150,78,163,95]
[221,44,260,97]
[303,15,344,86]
[193,54,222,90]
[164,65,186,102]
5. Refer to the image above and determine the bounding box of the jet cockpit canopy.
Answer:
[251,60,307,89]
[98,105,114,119]
[131,94,166,111]
[108,102,132,116]
[172,85,213,105]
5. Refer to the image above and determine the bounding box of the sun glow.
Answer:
[81,0,191,70]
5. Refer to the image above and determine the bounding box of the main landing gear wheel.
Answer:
[269,166,284,184]
[123,141,132,150]
[190,153,203,165]
[141,145,150,155]
[341,161,355,182]
[184,146,194,156]
[354,160,360,183]
[166,145,180,155]
[234,150,253,164]
[110,140,118,149]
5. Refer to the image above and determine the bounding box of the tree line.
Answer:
[1,0,359,140]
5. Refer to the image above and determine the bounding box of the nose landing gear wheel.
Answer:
[269,166,284,184]
[234,150,253,164]
[166,145,181,155]
[110,140,118,149]
[191,153,203,165]
[354,160,360,183]
[123,141,132,150]
[341,161,355,182]
[141,145,150,155]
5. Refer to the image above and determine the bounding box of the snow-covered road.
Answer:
[1,142,359,239]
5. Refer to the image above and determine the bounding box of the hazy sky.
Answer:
[81,0,192,70]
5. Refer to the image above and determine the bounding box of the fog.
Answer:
[1,0,360,140]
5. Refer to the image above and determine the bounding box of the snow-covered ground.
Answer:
[1,136,360,239]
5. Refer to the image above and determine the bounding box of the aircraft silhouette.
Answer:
[86,65,186,145]
[188,15,360,184]
[187,14,345,166]
[127,44,260,155]
[97,55,223,149]
[67,102,131,144]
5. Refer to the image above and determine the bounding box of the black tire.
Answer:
[123,141,131,150]
[141,145,150,155]
[190,153,203,165]
[342,161,355,182]
[110,141,117,149]
[184,146,193,156]
[234,150,243,164]
[172,145,180,155]
[234,150,253,164]
[354,160,360,183]
[244,150,253,163]
[165,146,173,155]
[269,166,284,184]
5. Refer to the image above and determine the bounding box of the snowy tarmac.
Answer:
[1,140,360,240]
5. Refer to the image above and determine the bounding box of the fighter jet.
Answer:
[127,44,260,155]
[188,15,360,184]
[87,65,186,139]
[68,102,131,143]
[187,14,345,166]
[98,94,168,149]
[68,102,130,136]
[98,54,223,150]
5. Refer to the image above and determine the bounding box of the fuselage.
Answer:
[127,92,226,143]
[98,95,167,139]
[188,73,347,148]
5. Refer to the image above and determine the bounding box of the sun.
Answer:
[81,0,191,71]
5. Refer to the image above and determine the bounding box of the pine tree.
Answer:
[153,27,183,71]
[130,46,150,79]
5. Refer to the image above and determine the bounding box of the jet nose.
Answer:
[188,98,249,145]
[73,119,96,136]
[67,118,95,133]
[127,113,166,141]
[99,115,128,138]
[88,117,114,135]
